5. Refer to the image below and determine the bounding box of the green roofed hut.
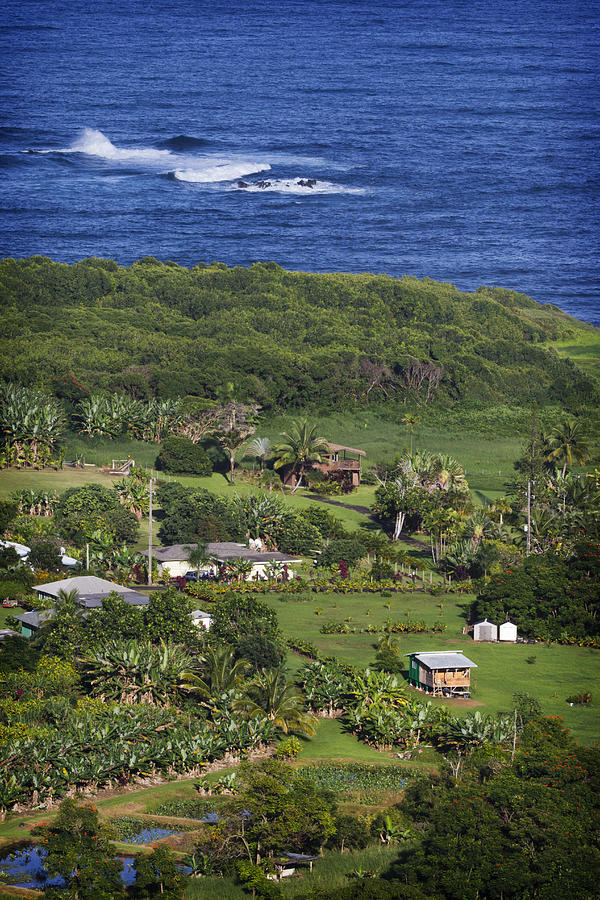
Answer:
[405,651,477,698]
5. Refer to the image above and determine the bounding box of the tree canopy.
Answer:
[1,256,596,414]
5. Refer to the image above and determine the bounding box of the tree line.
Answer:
[1,255,596,414]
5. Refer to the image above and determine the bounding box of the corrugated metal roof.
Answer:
[326,442,366,457]
[14,609,54,628]
[77,592,149,608]
[407,651,477,669]
[144,543,300,563]
[33,576,135,598]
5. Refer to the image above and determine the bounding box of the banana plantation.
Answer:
[0,383,184,468]
[0,637,285,818]
[0,384,65,468]
[300,658,515,754]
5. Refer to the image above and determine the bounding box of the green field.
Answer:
[267,589,600,746]
[0,402,598,900]
[549,326,600,385]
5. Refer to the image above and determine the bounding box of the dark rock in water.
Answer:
[237,181,249,188]
[297,179,316,188]
[255,180,272,189]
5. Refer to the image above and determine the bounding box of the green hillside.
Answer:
[1,256,598,416]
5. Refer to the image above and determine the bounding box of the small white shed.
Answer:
[473,619,498,642]
[499,621,517,642]
[192,610,212,631]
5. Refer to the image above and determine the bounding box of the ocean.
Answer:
[1,0,598,324]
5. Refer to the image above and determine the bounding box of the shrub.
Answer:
[300,506,347,540]
[327,813,371,852]
[274,513,323,555]
[274,736,302,759]
[0,578,35,602]
[28,538,62,571]
[316,539,366,569]
[373,648,405,674]
[236,632,286,672]
[155,435,213,475]
[101,505,140,544]
[566,692,592,705]
[0,499,18,534]
[211,594,280,645]
[55,483,135,545]
[0,635,40,673]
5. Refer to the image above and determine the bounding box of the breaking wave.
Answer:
[173,161,271,183]
[69,128,172,161]
[234,177,365,195]
[21,130,362,194]
[31,128,173,162]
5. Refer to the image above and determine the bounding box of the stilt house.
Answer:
[406,650,477,698]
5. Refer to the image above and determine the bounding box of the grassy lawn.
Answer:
[266,590,600,745]
[0,606,24,628]
[0,410,525,516]
[0,466,118,497]
[297,717,401,764]
[549,328,600,385]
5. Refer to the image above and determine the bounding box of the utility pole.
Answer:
[147,477,154,585]
[86,542,89,570]
[526,480,531,556]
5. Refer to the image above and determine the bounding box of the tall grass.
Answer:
[183,846,400,898]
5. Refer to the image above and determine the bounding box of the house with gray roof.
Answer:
[14,577,151,640]
[406,650,477,698]
[33,575,149,609]
[12,609,55,639]
[143,542,300,581]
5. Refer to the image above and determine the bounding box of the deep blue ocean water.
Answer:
[1,0,598,324]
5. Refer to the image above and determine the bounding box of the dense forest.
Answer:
[1,256,596,413]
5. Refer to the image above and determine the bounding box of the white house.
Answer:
[499,621,518,642]
[473,619,498,642]
[143,543,300,581]
[0,539,78,567]
[191,609,213,630]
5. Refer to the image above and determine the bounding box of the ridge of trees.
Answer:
[0,256,596,412]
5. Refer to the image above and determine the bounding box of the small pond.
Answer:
[0,843,138,889]
[121,826,185,844]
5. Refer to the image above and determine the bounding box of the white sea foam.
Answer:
[32,128,174,161]
[173,161,271,183]
[69,128,173,161]
[26,131,362,194]
[235,178,364,195]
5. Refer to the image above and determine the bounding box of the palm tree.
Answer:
[462,509,499,551]
[234,668,317,735]
[185,541,210,581]
[272,419,329,492]
[422,507,461,564]
[246,436,271,472]
[402,414,420,455]
[547,419,591,478]
[491,496,511,526]
[216,426,255,484]
[182,645,250,704]
[433,454,468,494]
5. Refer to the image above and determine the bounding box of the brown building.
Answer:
[283,442,366,488]
[406,651,477,698]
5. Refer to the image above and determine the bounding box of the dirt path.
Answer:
[306,496,427,550]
